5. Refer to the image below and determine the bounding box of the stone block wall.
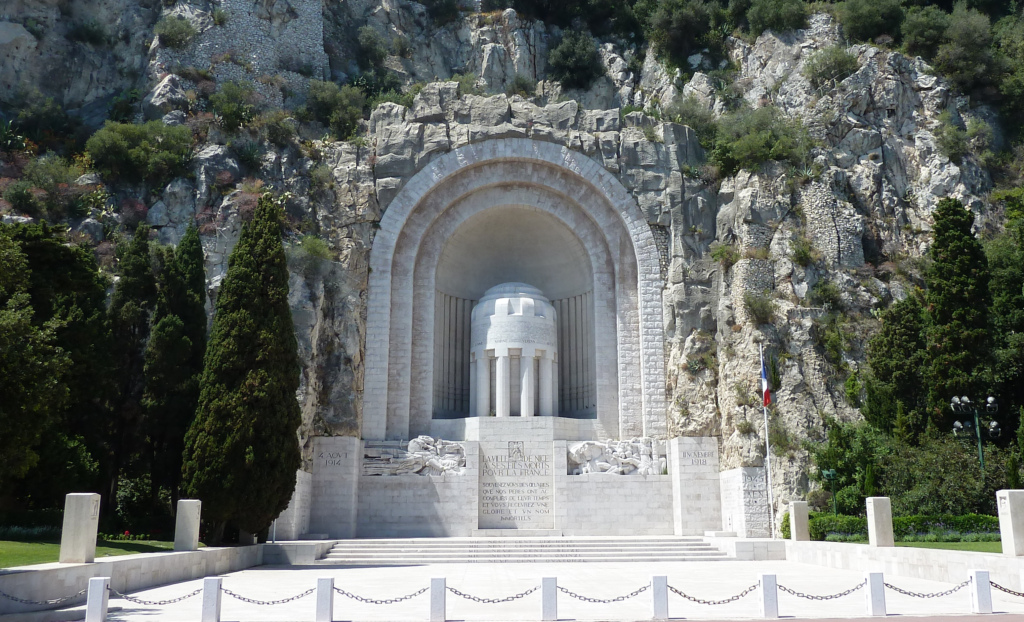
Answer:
[669,437,722,535]
[720,466,771,538]
[274,469,312,540]
[309,436,360,538]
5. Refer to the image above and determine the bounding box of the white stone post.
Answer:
[865,572,885,616]
[651,575,668,621]
[495,355,510,417]
[520,354,535,417]
[430,578,446,622]
[758,574,778,618]
[60,493,101,563]
[969,569,993,614]
[201,577,222,622]
[998,490,1024,556]
[238,530,256,545]
[866,497,894,547]
[316,577,334,622]
[475,355,490,417]
[174,499,201,551]
[789,501,809,541]
[551,357,559,416]
[84,577,109,622]
[539,356,553,417]
[541,577,557,621]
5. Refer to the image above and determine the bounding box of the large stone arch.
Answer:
[364,139,666,441]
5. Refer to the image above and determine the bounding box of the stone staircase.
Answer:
[315,537,732,564]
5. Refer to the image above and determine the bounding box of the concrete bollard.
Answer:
[997,490,1024,556]
[430,578,445,622]
[789,501,809,541]
[316,577,334,622]
[758,574,778,618]
[201,577,222,622]
[652,576,668,621]
[60,493,101,563]
[173,499,202,552]
[969,569,993,614]
[84,577,109,622]
[865,572,886,616]
[866,497,894,547]
[541,577,557,621]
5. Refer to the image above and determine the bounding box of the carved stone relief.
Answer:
[362,436,466,476]
[567,438,666,475]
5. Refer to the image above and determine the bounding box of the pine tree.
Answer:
[924,198,991,428]
[142,225,207,504]
[182,194,301,541]
[863,295,927,435]
[986,211,1024,439]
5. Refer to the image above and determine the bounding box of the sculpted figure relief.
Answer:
[567,438,666,475]
[363,436,466,476]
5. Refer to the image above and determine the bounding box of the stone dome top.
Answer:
[479,282,549,302]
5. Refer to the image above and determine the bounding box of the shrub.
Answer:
[837,0,903,43]
[735,419,756,435]
[232,140,262,169]
[67,20,108,46]
[933,4,996,92]
[746,0,806,37]
[369,89,414,110]
[108,89,141,123]
[0,119,26,152]
[423,0,461,25]
[547,31,604,91]
[14,96,77,146]
[154,16,197,50]
[506,74,537,98]
[24,155,83,193]
[173,65,215,83]
[260,110,296,147]
[902,6,949,59]
[85,121,192,186]
[803,46,860,91]
[357,26,390,70]
[743,291,775,324]
[710,242,740,269]
[305,80,366,140]
[810,279,844,309]
[310,164,333,188]
[212,8,228,26]
[935,111,968,164]
[790,233,819,267]
[712,106,812,175]
[210,81,258,131]
[3,181,42,216]
[451,72,483,96]
[351,69,402,99]
[664,96,717,150]
[393,35,412,58]
[647,0,730,69]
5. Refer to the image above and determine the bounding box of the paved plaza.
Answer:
[105,560,1024,621]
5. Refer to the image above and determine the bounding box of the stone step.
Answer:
[316,554,730,565]
[325,547,724,556]
[326,542,717,549]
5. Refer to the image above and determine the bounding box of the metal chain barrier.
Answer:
[884,579,971,599]
[222,587,315,606]
[991,582,1024,598]
[667,583,759,606]
[0,587,88,606]
[557,583,649,603]
[447,585,540,603]
[109,587,203,606]
[778,580,865,601]
[333,586,429,604]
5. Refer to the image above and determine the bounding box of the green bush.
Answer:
[547,31,604,91]
[24,156,83,194]
[356,26,390,70]
[368,89,414,110]
[743,291,775,324]
[710,242,740,269]
[424,0,461,25]
[933,4,996,92]
[260,110,296,147]
[935,111,968,164]
[305,80,366,140]
[803,46,860,91]
[664,96,717,150]
[154,16,197,50]
[212,8,228,26]
[3,181,42,216]
[808,513,868,541]
[712,106,812,175]
[647,0,730,69]
[67,20,108,46]
[210,81,258,131]
[232,140,262,169]
[791,233,818,266]
[451,72,483,96]
[810,279,844,309]
[837,0,904,42]
[506,74,537,98]
[746,0,806,37]
[85,121,192,186]
[351,69,402,99]
[14,96,78,146]
[812,312,849,366]
[310,164,333,188]
[902,5,949,58]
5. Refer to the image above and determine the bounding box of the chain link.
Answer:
[991,582,1024,598]
[333,586,429,604]
[557,583,649,603]
[0,587,88,606]
[446,585,539,603]
[668,583,758,605]
[884,579,970,599]
[221,587,315,605]
[778,580,865,601]
[109,587,203,606]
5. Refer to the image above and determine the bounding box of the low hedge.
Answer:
[780,511,999,541]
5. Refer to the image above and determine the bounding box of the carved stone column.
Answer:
[496,355,510,417]
[475,353,490,417]
[539,354,553,417]
[521,354,535,417]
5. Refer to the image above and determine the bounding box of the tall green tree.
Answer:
[182,194,301,542]
[863,295,928,437]
[143,225,207,505]
[924,198,991,428]
[986,191,1024,436]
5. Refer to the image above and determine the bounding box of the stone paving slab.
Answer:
[106,561,1024,621]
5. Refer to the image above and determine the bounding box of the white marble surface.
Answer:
[59,493,100,564]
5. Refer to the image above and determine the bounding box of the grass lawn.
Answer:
[0,540,176,568]
[895,541,1002,553]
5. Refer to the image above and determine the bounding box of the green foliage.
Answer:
[742,291,775,324]
[935,111,969,164]
[212,8,228,26]
[798,512,1001,541]
[664,96,717,150]
[108,90,141,123]
[746,0,806,37]
[809,514,867,540]
[154,16,197,50]
[710,242,740,269]
[933,4,997,93]
[711,106,812,176]
[802,46,860,91]
[837,0,904,42]
[646,0,730,69]
[210,81,258,131]
[809,279,844,309]
[393,35,412,58]
[547,31,604,91]
[13,96,79,148]
[812,312,850,367]
[260,110,296,148]
[182,194,302,539]
[3,181,41,217]
[86,121,192,186]
[506,74,537,98]
[451,73,483,97]
[356,26,390,70]
[0,119,26,152]
[424,0,462,25]
[790,233,819,266]
[305,81,366,140]
[351,69,402,99]
[232,140,262,170]
[67,20,108,46]
[515,0,642,41]
[844,372,862,407]
[368,89,414,110]
[863,295,927,435]
[902,5,949,58]
[735,418,756,434]
[1008,453,1021,490]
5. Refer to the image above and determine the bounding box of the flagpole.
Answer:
[760,343,776,539]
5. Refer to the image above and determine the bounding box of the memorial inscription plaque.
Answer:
[479,440,554,529]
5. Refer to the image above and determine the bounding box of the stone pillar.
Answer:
[475,355,490,417]
[866,497,894,547]
[495,355,510,417]
[865,572,886,616]
[669,437,722,535]
[997,490,1024,556]
[59,493,101,563]
[174,499,202,551]
[539,355,553,417]
[552,357,558,415]
[520,354,535,417]
[84,577,109,622]
[969,569,993,614]
[469,352,477,419]
[789,501,809,541]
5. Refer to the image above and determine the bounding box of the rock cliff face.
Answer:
[0,3,995,522]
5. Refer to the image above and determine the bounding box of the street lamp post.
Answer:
[951,396,1000,471]
[822,469,838,516]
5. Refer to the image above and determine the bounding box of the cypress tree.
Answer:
[924,198,991,428]
[182,194,301,541]
[863,295,928,436]
[143,225,207,503]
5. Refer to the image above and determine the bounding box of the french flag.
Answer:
[760,346,772,407]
